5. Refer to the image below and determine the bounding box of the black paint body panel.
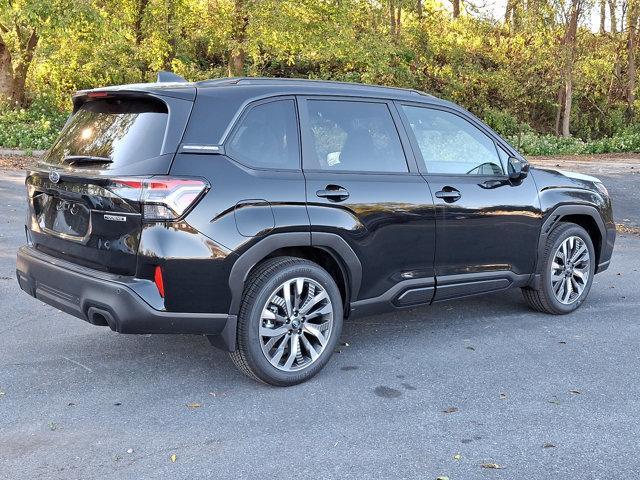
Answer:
[17,78,616,350]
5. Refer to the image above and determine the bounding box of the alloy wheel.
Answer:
[259,277,334,372]
[551,235,590,305]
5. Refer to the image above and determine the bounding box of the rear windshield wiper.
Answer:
[63,155,113,165]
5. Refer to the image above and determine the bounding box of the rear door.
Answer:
[397,103,542,301]
[26,92,194,274]
[299,96,436,307]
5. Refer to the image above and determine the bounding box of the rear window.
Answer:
[44,97,168,167]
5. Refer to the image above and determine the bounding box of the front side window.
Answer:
[402,105,503,176]
[227,99,299,170]
[303,100,408,173]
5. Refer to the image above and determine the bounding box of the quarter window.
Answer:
[227,99,299,170]
[402,106,504,175]
[303,100,408,173]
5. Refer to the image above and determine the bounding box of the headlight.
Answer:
[594,182,609,197]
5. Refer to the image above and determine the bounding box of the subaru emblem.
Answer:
[49,171,60,183]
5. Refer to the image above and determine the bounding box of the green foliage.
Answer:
[0,97,67,149]
[508,129,640,156]
[0,0,639,155]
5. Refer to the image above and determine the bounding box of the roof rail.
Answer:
[156,71,187,83]
[232,77,428,95]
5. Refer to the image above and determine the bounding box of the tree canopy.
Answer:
[1,0,639,145]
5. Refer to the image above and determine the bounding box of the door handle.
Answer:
[316,185,350,202]
[435,187,461,202]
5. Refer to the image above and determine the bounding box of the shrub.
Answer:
[0,98,68,151]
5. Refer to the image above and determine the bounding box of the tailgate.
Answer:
[25,91,194,274]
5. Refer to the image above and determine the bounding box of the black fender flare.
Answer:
[214,231,361,351]
[227,231,362,316]
[533,204,606,285]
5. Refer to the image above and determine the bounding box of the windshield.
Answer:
[44,97,168,167]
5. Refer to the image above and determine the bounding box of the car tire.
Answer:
[229,256,343,386]
[522,223,596,315]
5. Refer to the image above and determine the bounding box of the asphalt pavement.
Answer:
[1,162,639,479]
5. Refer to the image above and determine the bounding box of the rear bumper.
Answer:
[16,246,236,349]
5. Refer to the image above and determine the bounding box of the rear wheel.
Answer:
[522,223,595,314]
[229,257,343,386]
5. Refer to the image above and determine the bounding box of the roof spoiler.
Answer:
[156,71,187,83]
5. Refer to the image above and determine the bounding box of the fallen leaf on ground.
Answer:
[453,453,461,461]
[442,406,458,414]
[436,477,450,480]
[170,454,177,463]
[127,448,134,454]
[548,398,561,405]
[341,342,350,347]
[466,346,475,351]
[48,422,58,431]
[569,390,582,395]
[559,341,567,345]
[0,390,5,396]
[543,443,556,448]
[499,393,507,400]
[481,463,504,469]
[208,392,226,397]
[186,402,202,409]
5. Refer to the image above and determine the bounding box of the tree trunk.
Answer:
[626,0,638,121]
[505,0,513,24]
[228,0,249,77]
[0,34,14,104]
[555,88,564,135]
[133,0,149,46]
[133,0,150,79]
[557,0,581,137]
[452,0,461,18]
[600,0,607,33]
[562,73,573,137]
[388,0,396,36]
[416,0,423,19]
[163,0,177,70]
[4,29,38,107]
[609,0,617,33]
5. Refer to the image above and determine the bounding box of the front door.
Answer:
[298,97,436,308]
[397,103,542,301]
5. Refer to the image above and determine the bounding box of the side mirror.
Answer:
[508,157,529,181]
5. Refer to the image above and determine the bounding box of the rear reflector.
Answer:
[154,265,165,298]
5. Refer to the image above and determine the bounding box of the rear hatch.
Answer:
[26,89,195,275]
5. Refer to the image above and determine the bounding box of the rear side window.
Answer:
[303,100,408,173]
[402,106,503,175]
[226,99,299,170]
[45,97,168,166]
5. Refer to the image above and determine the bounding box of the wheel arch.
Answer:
[536,205,606,276]
[227,232,361,317]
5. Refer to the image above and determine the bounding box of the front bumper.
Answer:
[16,246,236,348]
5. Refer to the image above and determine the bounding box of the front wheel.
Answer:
[522,223,596,315]
[229,257,343,386]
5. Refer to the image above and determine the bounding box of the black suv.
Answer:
[16,75,615,386]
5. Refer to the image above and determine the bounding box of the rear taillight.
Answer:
[109,176,209,221]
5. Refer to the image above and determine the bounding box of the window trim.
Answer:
[223,95,302,172]
[298,95,419,176]
[395,101,510,178]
